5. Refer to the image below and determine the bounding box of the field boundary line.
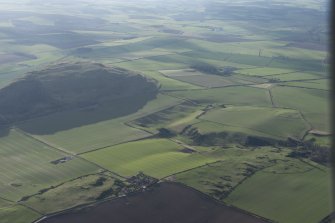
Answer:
[275,77,328,83]
[161,160,223,180]
[31,174,162,223]
[298,159,326,172]
[232,74,268,84]
[78,100,195,156]
[19,203,44,215]
[259,69,304,77]
[13,127,126,179]
[158,70,208,88]
[0,195,44,216]
[13,127,75,155]
[296,110,313,140]
[77,133,155,156]
[222,163,278,201]
[277,83,329,91]
[170,182,274,223]
[108,50,193,65]
[198,118,284,140]
[17,172,108,203]
[268,88,276,107]
[158,70,262,89]
[161,83,275,93]
[160,91,199,105]
[0,196,16,203]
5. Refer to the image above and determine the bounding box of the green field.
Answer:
[0,199,40,223]
[237,67,298,76]
[271,71,323,80]
[131,102,201,131]
[168,74,253,88]
[0,129,100,201]
[82,139,221,178]
[143,71,203,91]
[282,79,330,90]
[174,147,290,200]
[225,164,331,223]
[272,86,330,131]
[200,106,309,139]
[160,69,260,88]
[192,121,279,139]
[168,86,272,106]
[23,173,120,214]
[0,0,331,222]
[227,54,273,67]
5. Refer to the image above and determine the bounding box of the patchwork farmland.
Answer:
[0,0,331,222]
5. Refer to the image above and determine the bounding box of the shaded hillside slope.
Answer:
[0,62,158,132]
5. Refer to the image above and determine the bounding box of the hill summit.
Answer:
[0,62,158,125]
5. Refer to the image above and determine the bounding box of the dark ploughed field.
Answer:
[40,183,268,223]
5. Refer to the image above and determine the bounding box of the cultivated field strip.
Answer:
[225,167,331,223]
[82,139,223,179]
[0,129,100,201]
[167,86,272,107]
[199,106,310,140]
[0,198,41,223]
[0,1,331,222]
[271,86,330,132]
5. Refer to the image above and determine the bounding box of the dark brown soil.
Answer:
[40,183,269,223]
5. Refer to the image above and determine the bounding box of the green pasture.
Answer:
[200,106,310,139]
[168,74,247,88]
[142,71,202,90]
[82,139,221,178]
[168,86,272,106]
[175,147,291,201]
[272,86,330,131]
[0,1,331,222]
[192,121,277,139]
[23,174,118,214]
[131,102,201,131]
[225,164,332,223]
[237,67,297,76]
[0,199,40,223]
[281,79,330,90]
[116,58,187,72]
[265,72,322,81]
[0,129,99,201]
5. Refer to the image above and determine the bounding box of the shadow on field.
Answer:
[0,62,159,135]
[17,94,157,135]
[0,127,9,138]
